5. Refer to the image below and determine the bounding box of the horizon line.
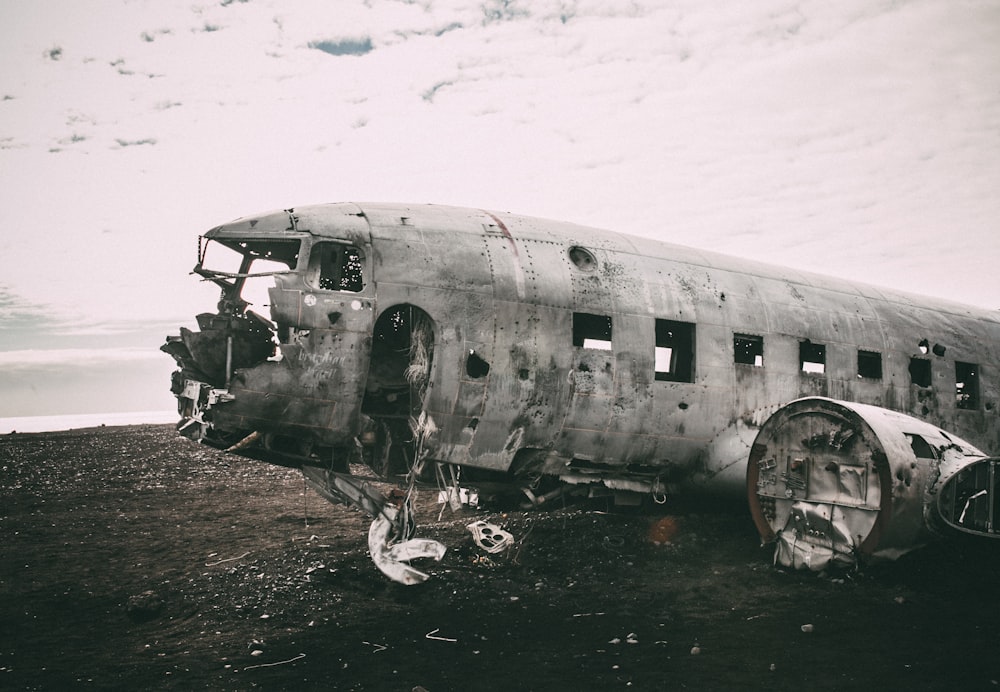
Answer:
[0,410,178,435]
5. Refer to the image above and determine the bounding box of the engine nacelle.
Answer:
[747,397,997,570]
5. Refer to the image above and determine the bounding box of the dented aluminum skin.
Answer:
[163,202,1000,575]
[747,397,998,570]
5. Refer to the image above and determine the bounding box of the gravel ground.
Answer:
[2,425,999,691]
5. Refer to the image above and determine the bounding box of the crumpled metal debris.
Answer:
[466,520,514,554]
[367,506,446,585]
[437,485,479,510]
[772,501,858,571]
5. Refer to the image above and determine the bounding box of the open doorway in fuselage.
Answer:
[361,304,436,478]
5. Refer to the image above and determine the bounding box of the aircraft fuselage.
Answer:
[162,203,1000,575]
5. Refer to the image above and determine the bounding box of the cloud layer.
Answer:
[1,0,998,417]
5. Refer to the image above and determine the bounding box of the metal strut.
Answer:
[300,464,446,585]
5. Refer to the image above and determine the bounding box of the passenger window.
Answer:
[909,357,932,388]
[857,350,883,380]
[956,362,980,410]
[573,313,612,350]
[310,242,364,292]
[656,319,695,382]
[734,334,764,366]
[799,340,826,374]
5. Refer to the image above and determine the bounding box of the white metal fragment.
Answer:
[367,507,446,585]
[425,628,458,642]
[466,520,514,554]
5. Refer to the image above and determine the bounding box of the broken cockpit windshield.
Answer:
[160,238,303,387]
[196,238,300,314]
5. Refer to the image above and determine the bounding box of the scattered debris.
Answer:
[467,520,514,554]
[125,590,164,621]
[425,628,457,643]
[205,551,250,566]
[437,485,479,509]
[368,506,447,585]
[242,653,306,671]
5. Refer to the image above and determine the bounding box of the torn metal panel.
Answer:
[302,464,447,585]
[368,506,446,585]
[749,397,994,570]
[772,502,860,571]
[467,521,513,554]
[933,454,1000,537]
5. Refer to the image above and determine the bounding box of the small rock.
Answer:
[250,650,264,657]
[126,590,164,621]
[690,646,701,655]
[801,624,814,633]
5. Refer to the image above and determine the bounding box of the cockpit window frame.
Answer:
[196,235,304,279]
[305,240,369,294]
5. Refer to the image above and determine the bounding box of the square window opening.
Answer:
[800,341,826,375]
[311,242,365,292]
[656,319,695,382]
[956,361,980,410]
[573,313,612,350]
[734,334,764,367]
[857,350,883,379]
[909,357,932,388]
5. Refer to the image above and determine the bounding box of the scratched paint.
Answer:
[161,203,1000,579]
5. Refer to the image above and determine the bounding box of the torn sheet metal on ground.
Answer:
[467,520,514,554]
[368,506,446,585]
[772,501,859,571]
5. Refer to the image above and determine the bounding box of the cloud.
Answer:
[0,347,166,371]
[0,284,60,321]
[0,351,176,417]
[0,284,186,350]
[1,0,999,421]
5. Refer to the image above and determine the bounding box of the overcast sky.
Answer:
[1,0,998,425]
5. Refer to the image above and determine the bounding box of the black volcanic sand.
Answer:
[2,425,999,691]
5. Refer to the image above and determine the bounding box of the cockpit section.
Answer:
[195,236,301,316]
[161,236,301,397]
[161,214,375,451]
[162,209,453,584]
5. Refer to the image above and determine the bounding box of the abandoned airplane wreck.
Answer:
[162,202,1000,583]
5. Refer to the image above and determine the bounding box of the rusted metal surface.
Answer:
[162,202,1000,580]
